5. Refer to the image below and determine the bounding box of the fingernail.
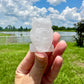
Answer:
[35,52,46,58]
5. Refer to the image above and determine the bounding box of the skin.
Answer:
[15,32,67,84]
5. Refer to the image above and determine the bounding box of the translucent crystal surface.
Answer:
[30,18,54,52]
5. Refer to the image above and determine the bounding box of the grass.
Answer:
[0,44,28,84]
[54,42,84,84]
[0,42,84,84]
[0,33,12,44]
[0,33,11,36]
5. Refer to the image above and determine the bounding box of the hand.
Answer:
[15,32,67,84]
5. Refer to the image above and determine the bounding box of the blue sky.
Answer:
[34,0,82,12]
[0,0,84,28]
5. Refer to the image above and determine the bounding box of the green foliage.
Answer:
[52,25,76,31]
[0,26,3,31]
[74,20,84,47]
[0,43,84,84]
[18,26,23,31]
[0,25,31,31]
[52,25,58,30]
[0,25,76,31]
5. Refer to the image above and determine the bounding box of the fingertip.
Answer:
[44,56,63,83]
[59,40,67,49]
[50,56,63,79]
[35,52,48,59]
[53,32,60,40]
[52,32,60,47]
[54,56,63,67]
[53,32,60,37]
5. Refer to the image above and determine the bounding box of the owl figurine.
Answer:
[30,18,54,52]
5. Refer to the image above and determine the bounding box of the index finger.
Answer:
[16,51,35,75]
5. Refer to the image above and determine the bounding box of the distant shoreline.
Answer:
[0,30,76,32]
[54,30,75,32]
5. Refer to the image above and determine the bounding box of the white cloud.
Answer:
[0,0,47,27]
[61,6,81,21]
[48,7,65,26]
[48,6,81,27]
[0,0,83,28]
[24,22,30,25]
[0,16,18,27]
[48,7,59,14]
[80,0,84,19]
[47,0,66,6]
[82,0,84,6]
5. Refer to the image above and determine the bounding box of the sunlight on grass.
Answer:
[54,42,84,84]
[0,33,11,36]
[0,43,84,84]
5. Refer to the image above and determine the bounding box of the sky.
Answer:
[0,0,84,28]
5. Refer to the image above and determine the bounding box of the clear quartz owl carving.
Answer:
[30,18,54,52]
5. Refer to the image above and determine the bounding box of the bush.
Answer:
[74,20,84,47]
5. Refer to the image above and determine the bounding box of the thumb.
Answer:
[28,52,48,84]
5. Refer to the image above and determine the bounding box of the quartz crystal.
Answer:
[30,18,54,52]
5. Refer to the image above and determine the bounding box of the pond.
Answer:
[0,31,76,36]
[0,31,76,44]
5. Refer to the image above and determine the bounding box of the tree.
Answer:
[4,25,13,31]
[23,27,28,31]
[18,26,23,31]
[0,26,3,31]
[74,20,84,46]
[52,25,58,30]
[12,26,17,31]
[59,26,66,30]
[4,26,9,31]
[7,25,13,30]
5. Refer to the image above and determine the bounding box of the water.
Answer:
[0,31,76,44]
[0,31,76,36]
[57,31,76,36]
[0,31,30,36]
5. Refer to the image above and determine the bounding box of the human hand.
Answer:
[15,32,67,84]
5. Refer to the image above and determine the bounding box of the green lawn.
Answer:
[0,33,11,36]
[0,33,12,44]
[0,43,84,84]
